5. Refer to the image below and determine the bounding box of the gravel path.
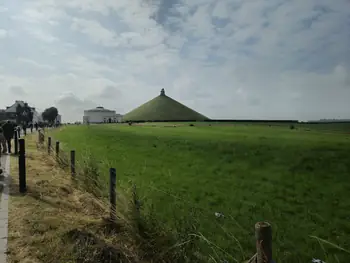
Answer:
[0,155,10,263]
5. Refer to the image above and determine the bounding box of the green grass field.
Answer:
[51,123,350,262]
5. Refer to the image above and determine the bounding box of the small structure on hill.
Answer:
[122,89,209,122]
[83,106,122,124]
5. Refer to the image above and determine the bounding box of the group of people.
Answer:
[0,121,40,154]
[21,122,39,136]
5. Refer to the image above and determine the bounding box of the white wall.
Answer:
[115,115,123,122]
[83,111,118,123]
[32,110,42,123]
[55,114,62,123]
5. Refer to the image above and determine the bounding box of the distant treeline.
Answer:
[122,119,299,124]
[205,119,299,123]
[121,119,350,124]
[305,121,350,124]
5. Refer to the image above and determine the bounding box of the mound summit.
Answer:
[123,89,209,122]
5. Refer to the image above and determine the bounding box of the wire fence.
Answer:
[15,128,274,263]
[9,125,350,263]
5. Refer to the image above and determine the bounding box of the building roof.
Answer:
[85,106,115,113]
[5,100,25,113]
[5,101,36,113]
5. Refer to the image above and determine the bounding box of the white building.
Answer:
[55,114,62,124]
[32,109,43,123]
[83,107,122,124]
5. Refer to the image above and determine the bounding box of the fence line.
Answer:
[18,138,27,193]
[16,128,274,263]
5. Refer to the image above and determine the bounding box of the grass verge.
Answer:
[6,132,217,263]
[7,134,147,263]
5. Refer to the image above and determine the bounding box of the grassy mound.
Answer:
[123,93,209,122]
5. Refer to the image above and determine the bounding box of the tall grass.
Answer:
[47,124,350,262]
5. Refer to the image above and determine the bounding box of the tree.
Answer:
[16,102,34,125]
[42,107,59,124]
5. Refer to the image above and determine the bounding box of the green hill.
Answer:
[123,89,209,122]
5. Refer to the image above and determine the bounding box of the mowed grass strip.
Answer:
[51,124,350,262]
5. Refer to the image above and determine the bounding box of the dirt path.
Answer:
[0,154,10,263]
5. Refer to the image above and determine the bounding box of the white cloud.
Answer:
[9,86,27,96]
[25,27,59,43]
[0,6,8,13]
[0,0,349,122]
[17,58,55,71]
[212,1,231,18]
[98,86,122,99]
[71,18,119,47]
[55,92,97,122]
[0,29,7,38]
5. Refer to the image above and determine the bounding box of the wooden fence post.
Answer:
[18,139,27,193]
[0,151,2,174]
[55,141,60,162]
[70,150,76,178]
[14,129,18,155]
[38,130,44,144]
[48,137,51,155]
[255,222,273,263]
[109,168,117,221]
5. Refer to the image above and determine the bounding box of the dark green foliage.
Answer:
[42,107,59,124]
[16,103,34,125]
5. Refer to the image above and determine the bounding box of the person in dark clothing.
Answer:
[30,123,33,133]
[23,123,27,136]
[0,127,7,154]
[35,122,38,131]
[17,126,21,138]
[2,121,15,154]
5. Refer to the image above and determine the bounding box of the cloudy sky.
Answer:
[0,0,349,122]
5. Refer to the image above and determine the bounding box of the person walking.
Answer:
[35,122,38,131]
[23,123,27,136]
[2,121,15,154]
[17,125,21,138]
[30,123,33,133]
[0,127,7,154]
